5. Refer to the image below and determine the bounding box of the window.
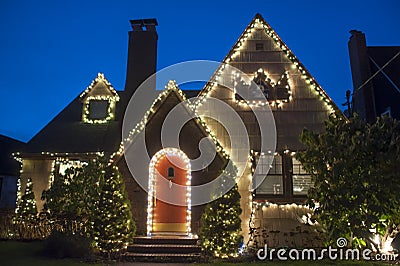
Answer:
[167,167,175,179]
[58,160,86,175]
[89,100,109,120]
[252,70,274,101]
[257,175,283,195]
[276,86,290,101]
[255,154,283,195]
[255,43,264,51]
[275,72,291,101]
[268,155,282,175]
[292,158,313,196]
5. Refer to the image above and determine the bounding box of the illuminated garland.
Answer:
[194,16,340,115]
[15,177,22,214]
[93,165,135,254]
[12,152,102,191]
[199,166,242,258]
[147,148,192,236]
[234,69,292,108]
[109,80,230,164]
[123,80,189,144]
[15,177,38,220]
[12,151,103,162]
[250,149,296,177]
[80,73,120,124]
[82,96,117,124]
[79,73,119,99]
[247,201,314,248]
[246,201,257,248]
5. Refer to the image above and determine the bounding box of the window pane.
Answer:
[254,154,277,175]
[89,100,109,120]
[167,167,175,178]
[292,175,313,195]
[254,154,283,195]
[58,161,86,175]
[292,158,313,195]
[256,175,283,195]
[269,155,282,175]
[292,157,307,175]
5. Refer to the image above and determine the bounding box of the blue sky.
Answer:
[1,0,399,142]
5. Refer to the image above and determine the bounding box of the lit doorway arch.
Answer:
[147,148,191,236]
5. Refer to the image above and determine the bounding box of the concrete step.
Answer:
[127,243,201,253]
[125,252,201,257]
[124,236,202,262]
[132,236,199,245]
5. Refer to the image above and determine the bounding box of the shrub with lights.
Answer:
[93,166,135,256]
[42,158,135,256]
[42,158,105,235]
[14,177,38,239]
[200,167,242,258]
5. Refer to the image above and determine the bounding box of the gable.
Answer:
[79,73,119,100]
[24,74,126,155]
[114,81,229,168]
[79,73,120,124]
[195,14,344,152]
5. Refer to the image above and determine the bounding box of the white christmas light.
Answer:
[147,148,192,236]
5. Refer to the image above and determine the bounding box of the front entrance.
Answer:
[147,148,191,236]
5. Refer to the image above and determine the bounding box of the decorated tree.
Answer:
[93,166,135,256]
[42,158,105,235]
[200,167,242,258]
[14,178,38,238]
[297,114,400,251]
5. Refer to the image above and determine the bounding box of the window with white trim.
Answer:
[255,154,283,195]
[292,157,313,196]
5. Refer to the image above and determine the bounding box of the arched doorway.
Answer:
[147,148,191,236]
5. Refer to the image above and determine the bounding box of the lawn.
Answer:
[0,241,393,265]
[0,241,102,266]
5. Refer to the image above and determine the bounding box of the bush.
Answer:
[43,230,93,259]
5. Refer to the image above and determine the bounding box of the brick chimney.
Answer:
[124,18,158,97]
[348,30,377,122]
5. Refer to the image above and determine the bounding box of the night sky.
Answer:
[1,0,399,142]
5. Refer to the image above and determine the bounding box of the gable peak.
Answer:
[196,13,342,116]
[79,72,119,101]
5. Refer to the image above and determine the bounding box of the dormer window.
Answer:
[80,73,120,124]
[89,100,109,120]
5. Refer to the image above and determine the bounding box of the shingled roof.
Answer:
[195,13,344,151]
[24,75,127,156]
[0,135,25,175]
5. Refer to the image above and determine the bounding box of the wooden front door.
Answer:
[149,149,191,235]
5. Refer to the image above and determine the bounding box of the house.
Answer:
[16,14,342,248]
[0,135,25,210]
[348,30,400,122]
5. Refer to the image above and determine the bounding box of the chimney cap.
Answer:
[130,18,158,27]
[349,29,363,36]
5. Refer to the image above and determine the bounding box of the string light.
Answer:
[109,80,230,165]
[147,148,192,236]
[80,73,120,124]
[234,69,292,108]
[199,166,241,258]
[12,151,104,162]
[194,16,340,116]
